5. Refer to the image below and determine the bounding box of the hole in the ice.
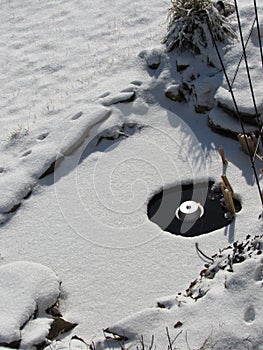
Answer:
[147,181,242,237]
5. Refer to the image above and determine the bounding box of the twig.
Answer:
[90,341,96,350]
[221,175,233,194]
[173,329,183,345]
[195,243,214,262]
[149,335,155,350]
[199,332,217,349]
[185,331,192,350]
[166,327,183,350]
[140,335,145,350]
[166,327,173,350]
[219,146,228,165]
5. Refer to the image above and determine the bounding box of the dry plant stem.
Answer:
[219,146,228,165]
[166,327,183,350]
[199,333,217,349]
[164,0,236,53]
[185,331,192,350]
[221,175,233,194]
[166,327,173,350]
[149,335,155,349]
[220,182,236,215]
[140,335,145,350]
[237,133,258,156]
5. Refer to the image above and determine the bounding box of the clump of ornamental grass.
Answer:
[163,0,237,54]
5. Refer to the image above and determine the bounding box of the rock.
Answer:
[101,91,136,106]
[47,318,77,340]
[130,80,142,86]
[165,84,184,102]
[96,125,128,145]
[139,48,162,69]
[0,340,21,348]
[176,62,189,72]
[0,262,61,345]
[215,86,262,125]
[208,106,257,138]
[195,105,212,113]
[156,295,177,309]
[39,160,56,179]
[3,202,21,214]
[191,75,218,113]
[176,56,190,72]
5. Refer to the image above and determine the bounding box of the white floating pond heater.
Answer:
[175,200,204,222]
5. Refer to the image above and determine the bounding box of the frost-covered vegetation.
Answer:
[164,0,237,53]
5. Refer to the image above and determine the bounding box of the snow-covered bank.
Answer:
[96,235,263,349]
[0,262,60,347]
[0,106,110,223]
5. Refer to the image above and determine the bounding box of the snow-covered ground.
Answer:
[1,0,263,349]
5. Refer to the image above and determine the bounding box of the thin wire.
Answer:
[205,16,263,206]
[253,132,262,162]
[232,2,263,161]
[230,17,256,89]
[253,0,263,68]
[234,0,262,131]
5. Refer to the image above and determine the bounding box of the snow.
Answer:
[209,106,257,134]
[1,0,263,349]
[100,91,136,106]
[0,105,110,222]
[0,261,60,344]
[97,236,263,349]
[214,3,263,117]
[20,318,54,350]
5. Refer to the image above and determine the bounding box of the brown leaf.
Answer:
[174,321,183,328]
